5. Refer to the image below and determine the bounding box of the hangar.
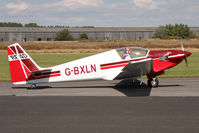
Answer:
[0,27,199,41]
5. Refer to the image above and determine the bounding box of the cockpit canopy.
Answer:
[116,47,148,60]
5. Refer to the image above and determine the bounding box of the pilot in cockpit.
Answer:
[122,48,131,60]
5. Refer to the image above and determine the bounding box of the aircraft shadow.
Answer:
[158,84,183,87]
[12,86,52,90]
[12,85,114,89]
[113,79,151,97]
[12,79,152,97]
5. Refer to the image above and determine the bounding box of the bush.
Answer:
[79,33,88,40]
[153,24,194,39]
[153,26,167,38]
[55,29,74,41]
[24,23,39,27]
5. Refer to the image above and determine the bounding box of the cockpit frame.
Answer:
[116,47,149,60]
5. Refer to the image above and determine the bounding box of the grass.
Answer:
[31,54,92,67]
[0,53,199,81]
[161,52,199,78]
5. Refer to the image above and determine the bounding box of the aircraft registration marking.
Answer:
[9,53,28,61]
[65,64,97,76]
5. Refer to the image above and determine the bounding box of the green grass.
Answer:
[0,55,10,81]
[0,53,199,81]
[31,54,92,67]
[161,52,199,78]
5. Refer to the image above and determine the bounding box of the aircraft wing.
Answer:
[114,58,153,80]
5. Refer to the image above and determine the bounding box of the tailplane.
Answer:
[8,43,40,84]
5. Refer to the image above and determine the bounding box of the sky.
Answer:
[0,0,198,27]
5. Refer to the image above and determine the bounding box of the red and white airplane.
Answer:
[8,43,191,88]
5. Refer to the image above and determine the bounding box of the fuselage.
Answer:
[27,48,191,84]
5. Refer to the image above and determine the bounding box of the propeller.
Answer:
[184,55,188,66]
[180,40,188,67]
[181,41,184,51]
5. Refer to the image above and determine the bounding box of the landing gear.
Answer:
[147,77,159,88]
[30,84,37,89]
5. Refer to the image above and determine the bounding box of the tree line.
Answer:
[0,22,94,28]
[0,22,40,27]
[0,22,23,27]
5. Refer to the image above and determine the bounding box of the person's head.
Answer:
[124,48,130,54]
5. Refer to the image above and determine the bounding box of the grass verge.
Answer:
[161,52,199,78]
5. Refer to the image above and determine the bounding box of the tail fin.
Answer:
[8,43,40,84]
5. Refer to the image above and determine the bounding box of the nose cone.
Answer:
[184,51,192,57]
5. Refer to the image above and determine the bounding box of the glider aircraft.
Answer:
[8,43,191,88]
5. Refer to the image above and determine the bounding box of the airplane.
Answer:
[7,43,191,89]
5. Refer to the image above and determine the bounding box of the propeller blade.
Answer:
[184,55,188,67]
[180,40,188,67]
[181,41,184,51]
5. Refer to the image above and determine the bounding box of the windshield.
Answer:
[116,47,148,60]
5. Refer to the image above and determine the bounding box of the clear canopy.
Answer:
[116,47,148,60]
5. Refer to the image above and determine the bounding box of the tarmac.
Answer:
[0,78,198,96]
[0,78,199,133]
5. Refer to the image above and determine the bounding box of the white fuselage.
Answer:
[27,50,124,84]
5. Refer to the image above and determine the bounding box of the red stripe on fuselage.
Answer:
[28,71,61,80]
[42,71,60,75]
[101,58,147,67]
[100,58,147,70]
[32,71,60,77]
[101,64,127,70]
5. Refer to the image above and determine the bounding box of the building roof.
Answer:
[0,27,158,33]
[0,27,198,33]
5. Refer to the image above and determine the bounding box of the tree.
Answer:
[153,26,167,38]
[153,24,193,39]
[79,33,88,40]
[24,23,39,27]
[55,29,74,41]
[165,24,175,36]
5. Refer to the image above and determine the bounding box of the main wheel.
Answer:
[30,84,37,89]
[147,77,159,88]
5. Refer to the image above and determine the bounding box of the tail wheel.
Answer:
[148,77,159,88]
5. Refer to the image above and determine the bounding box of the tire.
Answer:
[147,77,159,88]
[29,84,37,89]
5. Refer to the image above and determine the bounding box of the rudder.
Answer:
[8,43,40,84]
